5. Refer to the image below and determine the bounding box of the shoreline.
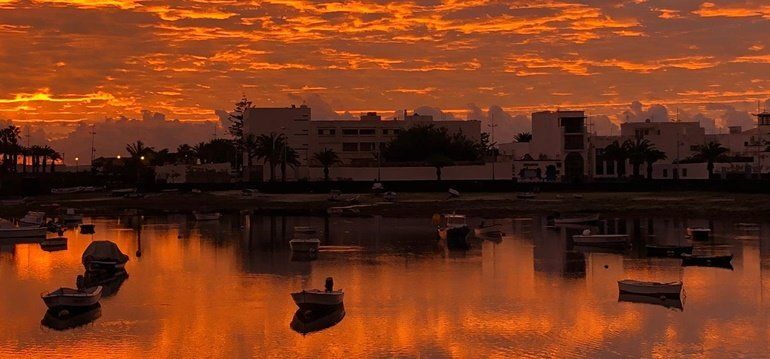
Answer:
[2,190,768,220]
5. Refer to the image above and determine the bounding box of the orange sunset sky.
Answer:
[0,0,769,160]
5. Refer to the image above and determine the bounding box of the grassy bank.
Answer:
[1,190,767,220]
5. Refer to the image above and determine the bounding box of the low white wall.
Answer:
[307,162,512,181]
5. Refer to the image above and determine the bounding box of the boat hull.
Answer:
[0,226,47,239]
[645,245,693,257]
[618,280,682,298]
[290,238,320,253]
[42,286,102,309]
[291,290,344,310]
[573,234,628,246]
[681,254,733,267]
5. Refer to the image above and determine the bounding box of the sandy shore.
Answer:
[1,190,767,220]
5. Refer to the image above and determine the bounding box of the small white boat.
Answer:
[291,278,343,310]
[290,226,320,252]
[193,212,221,221]
[553,213,600,225]
[618,280,682,297]
[474,223,503,237]
[41,286,103,309]
[573,231,628,246]
[687,227,711,241]
[61,208,83,222]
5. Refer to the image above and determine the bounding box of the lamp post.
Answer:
[75,157,79,172]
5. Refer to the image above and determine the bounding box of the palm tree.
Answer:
[254,133,286,182]
[49,150,62,173]
[279,145,301,182]
[427,154,453,181]
[29,145,43,173]
[624,138,652,178]
[514,132,532,143]
[644,149,667,179]
[695,141,729,178]
[176,144,195,164]
[41,145,56,173]
[192,142,207,164]
[242,133,259,169]
[603,140,628,178]
[313,148,341,181]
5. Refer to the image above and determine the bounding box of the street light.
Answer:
[75,157,79,172]
[140,155,145,161]
[117,155,121,159]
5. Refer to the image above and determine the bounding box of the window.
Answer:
[342,129,358,136]
[359,142,375,151]
[682,168,688,177]
[564,135,584,150]
[359,129,375,136]
[663,169,668,178]
[317,128,336,136]
[342,143,358,152]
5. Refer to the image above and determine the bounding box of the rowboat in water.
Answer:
[41,286,103,309]
[0,218,46,240]
[681,253,733,267]
[290,226,321,253]
[40,237,68,251]
[291,277,344,310]
[618,280,682,298]
[474,223,503,237]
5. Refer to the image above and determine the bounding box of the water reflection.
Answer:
[290,304,346,335]
[41,303,102,331]
[0,214,769,356]
[618,293,684,311]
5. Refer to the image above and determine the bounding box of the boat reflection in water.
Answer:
[41,303,102,331]
[618,293,684,311]
[77,269,129,297]
[290,304,345,335]
[290,251,318,262]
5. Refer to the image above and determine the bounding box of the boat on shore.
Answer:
[573,231,628,247]
[41,286,103,309]
[435,214,471,250]
[687,227,711,241]
[645,244,693,257]
[291,277,344,310]
[553,213,600,225]
[290,226,320,253]
[193,212,221,221]
[618,280,682,298]
[681,253,733,267]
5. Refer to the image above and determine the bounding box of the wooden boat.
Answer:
[291,289,344,310]
[645,244,693,257]
[193,212,221,221]
[61,208,83,222]
[474,223,503,237]
[436,214,471,250]
[553,213,600,225]
[516,192,536,199]
[82,241,129,271]
[19,211,46,227]
[681,253,733,267]
[573,233,629,246]
[618,280,682,297]
[618,293,683,311]
[41,303,102,331]
[290,226,320,252]
[79,224,95,234]
[41,286,103,309]
[40,237,68,251]
[290,304,345,334]
[687,227,711,241]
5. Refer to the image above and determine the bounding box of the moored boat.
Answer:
[82,241,129,271]
[645,244,693,257]
[618,280,682,298]
[0,218,47,239]
[572,231,628,247]
[19,211,46,227]
[80,224,95,234]
[61,208,83,222]
[291,277,344,310]
[40,237,68,251]
[681,253,733,267]
[474,223,503,237]
[290,226,320,253]
[553,213,600,225]
[41,286,103,309]
[687,227,711,241]
[436,214,471,250]
[193,212,221,221]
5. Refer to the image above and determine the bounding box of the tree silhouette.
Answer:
[313,148,341,181]
[514,132,532,143]
[694,141,729,178]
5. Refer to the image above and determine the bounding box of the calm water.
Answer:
[1,214,770,358]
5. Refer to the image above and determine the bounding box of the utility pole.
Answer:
[89,124,96,167]
[488,112,498,181]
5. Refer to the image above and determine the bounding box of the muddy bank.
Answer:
[1,190,767,220]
